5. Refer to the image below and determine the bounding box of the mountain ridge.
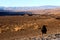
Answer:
[0,5,60,11]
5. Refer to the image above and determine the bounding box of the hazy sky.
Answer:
[0,0,60,7]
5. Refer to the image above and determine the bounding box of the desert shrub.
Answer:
[56,17,60,19]
[20,29,25,31]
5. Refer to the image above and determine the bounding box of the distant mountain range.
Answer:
[0,5,60,12]
[0,5,60,16]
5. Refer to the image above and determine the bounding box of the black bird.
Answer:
[41,25,47,34]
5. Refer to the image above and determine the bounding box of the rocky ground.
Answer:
[1,34,60,40]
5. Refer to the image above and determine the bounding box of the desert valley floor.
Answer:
[0,15,60,40]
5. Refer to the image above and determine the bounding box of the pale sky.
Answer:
[0,0,60,7]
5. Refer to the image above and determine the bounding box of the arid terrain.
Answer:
[0,14,60,40]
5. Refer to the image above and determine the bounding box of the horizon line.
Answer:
[0,5,60,7]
